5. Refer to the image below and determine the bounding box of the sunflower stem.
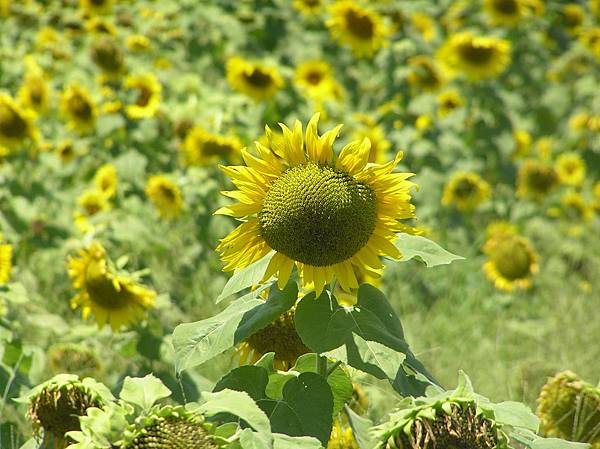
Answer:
[326,360,343,377]
[317,355,327,378]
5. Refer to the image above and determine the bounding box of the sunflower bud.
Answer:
[91,37,124,75]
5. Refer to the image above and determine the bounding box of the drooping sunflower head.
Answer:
[537,371,600,445]
[123,405,219,449]
[68,241,156,331]
[294,60,343,101]
[90,37,125,76]
[484,0,526,26]
[407,56,445,91]
[437,32,511,80]
[442,172,491,211]
[483,232,538,291]
[60,84,97,133]
[124,73,162,120]
[93,163,118,199]
[0,235,12,285]
[216,114,417,295]
[47,343,103,378]
[0,93,37,149]
[145,175,183,220]
[226,57,284,101]
[437,89,463,117]
[239,308,309,370]
[25,374,112,448]
[517,160,559,199]
[182,126,242,166]
[327,1,389,58]
[556,152,586,187]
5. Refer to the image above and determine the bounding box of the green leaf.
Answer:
[394,234,464,267]
[528,439,590,449]
[214,366,270,402]
[345,406,376,449]
[199,389,271,435]
[489,401,539,432]
[217,253,275,303]
[352,335,406,379]
[239,428,271,449]
[119,375,171,410]
[273,433,323,449]
[173,281,298,374]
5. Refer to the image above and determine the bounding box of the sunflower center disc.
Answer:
[345,9,374,39]
[493,0,518,15]
[526,167,556,194]
[69,95,93,120]
[245,69,272,87]
[84,265,133,310]
[0,104,27,138]
[458,43,494,64]
[491,238,532,280]
[260,162,377,266]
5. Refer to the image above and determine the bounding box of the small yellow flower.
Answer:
[437,32,511,80]
[182,127,242,166]
[68,241,156,330]
[569,112,591,131]
[145,175,183,220]
[85,17,118,35]
[559,191,594,222]
[126,34,151,52]
[77,190,111,218]
[0,93,38,149]
[581,27,600,60]
[328,419,359,449]
[535,137,553,160]
[484,0,527,26]
[226,57,284,101]
[124,73,162,120]
[483,231,538,291]
[407,56,445,91]
[56,140,78,163]
[411,13,437,42]
[561,4,584,33]
[327,1,389,58]
[517,160,559,199]
[415,114,432,131]
[60,84,97,133]
[294,60,343,101]
[90,37,124,77]
[591,0,600,17]
[556,153,586,187]
[442,172,491,211]
[437,90,463,117]
[93,164,118,199]
[79,0,112,15]
[293,0,322,15]
[18,59,50,115]
[0,235,12,285]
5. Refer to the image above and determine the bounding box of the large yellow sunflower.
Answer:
[145,175,183,220]
[60,84,97,133]
[216,114,416,295]
[484,0,526,26]
[182,126,242,166]
[483,228,538,291]
[327,2,388,58]
[0,235,12,285]
[556,152,586,187]
[442,172,491,211]
[124,73,162,120]
[0,93,38,149]
[68,241,156,330]
[226,57,284,101]
[517,160,559,199]
[437,32,511,80]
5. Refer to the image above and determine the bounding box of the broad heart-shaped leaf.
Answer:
[345,406,376,449]
[394,233,464,267]
[258,373,333,446]
[214,366,270,402]
[510,428,591,449]
[199,390,271,435]
[173,281,298,373]
[295,285,436,397]
[217,253,274,303]
[489,401,539,432]
[272,433,323,449]
[119,374,171,410]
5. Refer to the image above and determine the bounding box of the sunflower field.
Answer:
[1,0,600,448]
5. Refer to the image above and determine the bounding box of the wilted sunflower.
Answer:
[60,84,97,133]
[484,0,526,26]
[437,32,511,80]
[327,2,388,58]
[0,235,12,285]
[293,0,322,15]
[90,37,124,77]
[437,90,463,117]
[93,164,118,198]
[294,60,343,101]
[0,93,37,149]
[226,57,284,101]
[517,160,559,199]
[537,371,600,447]
[182,126,242,166]
[18,60,50,115]
[124,73,162,120]
[79,0,112,15]
[483,229,538,291]
[442,172,491,211]
[145,175,183,220]
[68,241,156,330]
[238,308,309,370]
[407,56,445,91]
[556,152,586,187]
[216,114,416,294]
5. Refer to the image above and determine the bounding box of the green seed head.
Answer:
[260,162,377,266]
[491,236,532,281]
[128,417,218,449]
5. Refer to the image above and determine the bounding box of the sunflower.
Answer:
[47,343,102,378]
[238,309,309,370]
[77,190,111,217]
[581,28,600,60]
[0,236,12,285]
[407,56,445,91]
[293,0,322,15]
[90,37,124,77]
[79,0,112,15]
[410,13,437,42]
[592,0,600,17]
[0,93,37,149]
[483,231,538,291]
[327,2,389,58]
[559,191,594,222]
[437,32,511,80]
[93,164,118,198]
[517,160,559,199]
[350,116,391,165]
[510,130,531,160]
[437,90,463,117]
[328,419,359,449]
[124,73,162,120]
[226,57,284,101]
[85,17,118,35]
[537,371,600,447]
[60,84,97,133]
[561,4,584,33]
[442,172,491,211]
[68,241,156,330]
[126,34,151,52]
[182,126,242,166]
[294,60,343,101]
[484,0,526,26]
[56,140,77,163]
[145,175,183,220]
[18,60,50,115]
[556,152,586,187]
[216,114,416,295]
